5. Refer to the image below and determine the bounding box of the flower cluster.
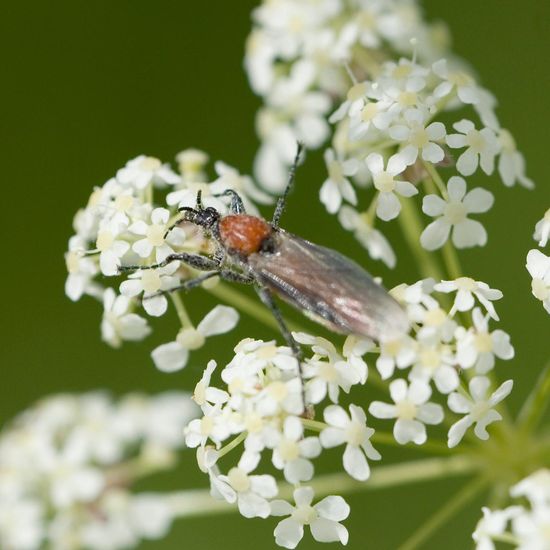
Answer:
[526,208,550,314]
[472,469,550,549]
[0,392,197,549]
[184,274,515,547]
[65,150,273,370]
[245,0,533,268]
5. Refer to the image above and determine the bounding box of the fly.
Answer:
[120,144,410,406]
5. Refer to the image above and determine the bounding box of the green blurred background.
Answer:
[2,1,549,548]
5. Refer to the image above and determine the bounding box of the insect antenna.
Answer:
[271,141,304,229]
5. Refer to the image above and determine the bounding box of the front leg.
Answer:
[118,252,221,273]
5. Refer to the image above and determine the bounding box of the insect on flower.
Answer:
[120,144,409,401]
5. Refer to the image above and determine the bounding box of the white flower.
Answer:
[434,277,503,320]
[389,108,446,165]
[447,376,513,448]
[151,306,239,372]
[216,452,278,518]
[511,469,550,508]
[446,119,500,176]
[95,221,130,276]
[256,376,304,417]
[119,266,179,317]
[526,249,550,314]
[338,206,396,268]
[375,335,417,379]
[320,149,358,214]
[511,503,550,548]
[175,148,209,183]
[129,207,173,259]
[116,155,180,190]
[184,404,232,449]
[271,416,321,483]
[455,308,514,374]
[409,337,459,394]
[294,333,367,404]
[431,59,479,104]
[472,506,523,550]
[101,288,151,348]
[64,241,101,301]
[320,404,381,481]
[0,499,44,549]
[365,152,418,221]
[232,338,299,372]
[420,176,494,250]
[270,487,350,549]
[497,129,534,189]
[534,208,550,247]
[193,360,229,408]
[369,379,444,445]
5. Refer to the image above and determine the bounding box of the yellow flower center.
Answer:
[373,171,395,193]
[278,438,300,461]
[227,468,251,493]
[396,400,417,420]
[267,381,288,402]
[474,332,493,353]
[466,129,485,152]
[177,328,205,350]
[141,270,162,293]
[146,224,166,246]
[345,421,366,446]
[444,201,467,224]
[139,156,161,171]
[292,505,318,525]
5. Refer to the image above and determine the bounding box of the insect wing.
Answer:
[248,230,410,342]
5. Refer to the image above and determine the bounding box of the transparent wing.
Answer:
[248,230,409,342]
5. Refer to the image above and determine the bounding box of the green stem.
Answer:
[441,241,463,280]
[396,476,488,550]
[217,432,247,459]
[517,362,550,434]
[168,455,480,518]
[423,161,449,199]
[398,197,446,281]
[170,293,193,328]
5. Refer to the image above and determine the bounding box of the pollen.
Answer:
[219,215,272,256]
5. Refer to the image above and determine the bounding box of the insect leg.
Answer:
[271,142,304,229]
[214,189,246,214]
[255,286,307,411]
[118,252,220,273]
[144,270,254,299]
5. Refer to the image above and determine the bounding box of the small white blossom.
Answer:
[101,288,151,348]
[534,208,550,247]
[320,404,381,481]
[193,360,229,408]
[526,249,550,313]
[420,176,494,250]
[369,379,444,445]
[447,376,513,447]
[216,452,278,518]
[151,306,239,372]
[434,277,503,320]
[497,129,534,189]
[338,206,396,268]
[128,207,173,259]
[389,108,446,165]
[365,152,418,221]
[446,119,500,176]
[271,416,321,483]
[511,469,550,508]
[294,333,367,404]
[320,148,358,214]
[184,404,232,449]
[472,506,523,550]
[119,266,179,317]
[270,487,350,549]
[116,155,180,190]
[511,503,550,548]
[455,309,514,374]
[375,335,417,379]
[431,59,479,105]
[95,221,130,276]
